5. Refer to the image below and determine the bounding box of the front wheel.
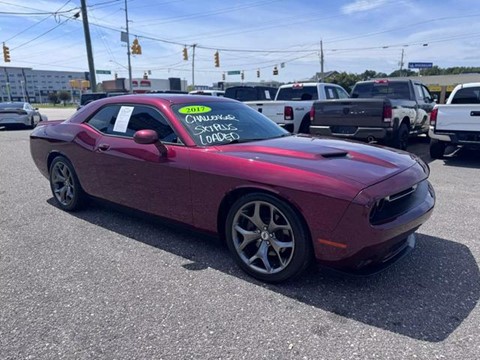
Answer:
[225,193,312,283]
[49,156,86,211]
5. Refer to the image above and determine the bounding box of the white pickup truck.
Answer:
[429,82,480,158]
[245,82,349,133]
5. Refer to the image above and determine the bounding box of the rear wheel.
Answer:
[298,115,310,134]
[49,156,86,211]
[225,193,312,283]
[429,139,446,159]
[393,123,409,150]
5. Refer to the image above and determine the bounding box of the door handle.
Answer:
[98,143,110,151]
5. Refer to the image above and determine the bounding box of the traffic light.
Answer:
[214,51,220,67]
[131,38,142,55]
[183,46,188,61]
[241,71,244,80]
[256,69,260,78]
[3,43,11,63]
[222,73,225,81]
[273,66,279,75]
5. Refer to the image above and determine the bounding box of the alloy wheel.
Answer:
[231,200,295,274]
[51,161,75,207]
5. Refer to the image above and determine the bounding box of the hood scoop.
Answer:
[319,150,349,159]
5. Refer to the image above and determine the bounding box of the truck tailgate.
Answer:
[245,101,288,123]
[312,99,390,129]
[436,105,480,131]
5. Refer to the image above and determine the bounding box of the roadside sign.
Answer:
[408,62,433,69]
[227,70,241,75]
[96,70,112,74]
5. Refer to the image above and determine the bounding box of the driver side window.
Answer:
[86,105,179,143]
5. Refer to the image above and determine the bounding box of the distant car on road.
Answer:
[30,94,435,282]
[0,102,42,129]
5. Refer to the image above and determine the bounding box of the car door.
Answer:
[85,103,192,224]
[413,83,434,129]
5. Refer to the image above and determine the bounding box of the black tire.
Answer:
[393,123,409,150]
[429,139,446,159]
[28,116,36,129]
[298,115,310,134]
[225,193,312,283]
[49,156,86,211]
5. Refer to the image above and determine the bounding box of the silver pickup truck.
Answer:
[429,82,480,158]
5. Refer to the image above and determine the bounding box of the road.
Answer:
[0,117,479,359]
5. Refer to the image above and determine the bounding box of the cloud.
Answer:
[341,0,388,14]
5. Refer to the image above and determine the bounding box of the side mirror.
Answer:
[133,129,158,144]
[133,129,168,156]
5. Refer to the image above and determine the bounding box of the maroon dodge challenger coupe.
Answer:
[30,94,435,282]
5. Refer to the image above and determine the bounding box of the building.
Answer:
[1,66,87,103]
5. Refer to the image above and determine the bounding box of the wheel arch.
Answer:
[217,186,312,245]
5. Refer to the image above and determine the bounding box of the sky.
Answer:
[0,0,479,87]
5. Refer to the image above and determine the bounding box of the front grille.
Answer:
[369,181,427,225]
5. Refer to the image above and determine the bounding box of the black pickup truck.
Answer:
[309,79,435,149]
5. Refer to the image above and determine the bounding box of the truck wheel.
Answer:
[394,123,409,150]
[429,139,446,159]
[298,116,310,134]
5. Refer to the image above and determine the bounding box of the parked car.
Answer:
[224,86,277,102]
[246,82,349,133]
[189,90,225,97]
[30,94,435,282]
[309,79,435,149]
[0,102,42,129]
[429,82,480,158]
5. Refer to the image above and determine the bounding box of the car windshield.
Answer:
[0,102,24,109]
[172,101,289,146]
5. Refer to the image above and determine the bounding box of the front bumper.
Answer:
[312,162,435,273]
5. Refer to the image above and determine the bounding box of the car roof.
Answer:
[79,93,237,108]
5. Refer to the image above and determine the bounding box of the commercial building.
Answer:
[0,66,87,103]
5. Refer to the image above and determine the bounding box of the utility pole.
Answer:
[399,48,405,77]
[124,0,133,93]
[319,40,324,82]
[192,44,196,89]
[80,0,97,92]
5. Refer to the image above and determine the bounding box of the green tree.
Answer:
[58,91,72,106]
[388,69,416,77]
[329,72,361,92]
[48,92,59,106]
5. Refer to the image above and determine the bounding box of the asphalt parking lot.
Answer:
[1,116,479,359]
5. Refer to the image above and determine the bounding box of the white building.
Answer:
[0,66,87,103]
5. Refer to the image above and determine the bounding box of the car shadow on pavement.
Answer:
[58,199,479,344]
[440,147,480,169]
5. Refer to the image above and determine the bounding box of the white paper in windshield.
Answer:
[113,106,134,133]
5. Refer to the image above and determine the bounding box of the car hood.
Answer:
[215,135,419,187]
